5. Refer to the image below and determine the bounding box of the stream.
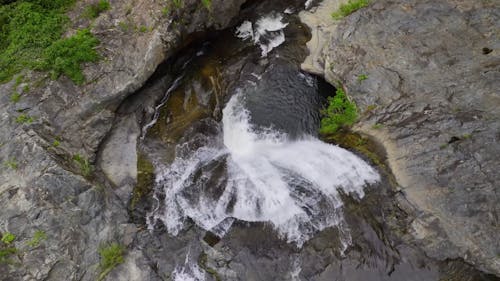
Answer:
[122,1,499,280]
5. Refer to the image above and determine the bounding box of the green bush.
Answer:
[331,0,369,19]
[15,113,34,124]
[83,0,111,19]
[38,29,100,84]
[0,0,100,84]
[320,87,358,134]
[27,230,46,247]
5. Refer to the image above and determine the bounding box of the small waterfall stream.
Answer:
[126,1,496,280]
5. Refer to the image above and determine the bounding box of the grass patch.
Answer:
[4,159,18,170]
[15,113,34,124]
[0,0,100,84]
[320,87,358,134]
[98,243,125,281]
[10,91,21,103]
[83,0,110,19]
[27,230,46,247]
[73,154,93,177]
[331,0,370,19]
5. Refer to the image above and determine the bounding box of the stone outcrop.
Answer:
[301,0,500,276]
[0,0,245,280]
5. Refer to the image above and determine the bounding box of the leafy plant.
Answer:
[15,113,34,124]
[38,29,100,84]
[83,0,111,19]
[0,247,17,264]
[98,243,125,281]
[52,139,61,147]
[320,87,358,134]
[0,0,100,84]
[1,232,16,245]
[73,154,93,177]
[331,0,370,19]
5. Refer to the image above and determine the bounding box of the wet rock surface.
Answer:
[0,0,245,280]
[301,0,500,276]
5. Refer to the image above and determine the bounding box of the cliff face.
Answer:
[0,0,244,280]
[301,0,500,276]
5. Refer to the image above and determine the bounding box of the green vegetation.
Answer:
[201,0,211,9]
[27,230,46,247]
[0,0,100,84]
[372,123,383,129]
[39,29,100,84]
[15,113,34,124]
[1,232,15,245]
[172,0,182,8]
[10,91,21,103]
[331,0,370,19]
[320,87,358,134]
[4,159,18,170]
[73,154,93,177]
[131,153,155,209]
[98,243,125,281]
[83,0,110,19]
[52,139,61,147]
[357,74,368,82]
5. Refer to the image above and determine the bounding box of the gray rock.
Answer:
[0,0,245,280]
[301,0,500,276]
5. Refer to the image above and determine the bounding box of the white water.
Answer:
[172,253,206,281]
[235,13,289,57]
[148,92,379,246]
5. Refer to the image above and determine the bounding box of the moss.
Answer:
[98,243,125,281]
[130,153,155,209]
[324,131,385,169]
[331,0,370,19]
[201,0,211,9]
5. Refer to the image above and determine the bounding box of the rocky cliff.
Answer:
[0,0,245,280]
[301,0,500,276]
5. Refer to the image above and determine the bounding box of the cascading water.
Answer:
[147,90,380,246]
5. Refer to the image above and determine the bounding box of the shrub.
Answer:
[98,243,125,281]
[357,74,368,82]
[331,0,369,19]
[38,29,99,84]
[320,87,358,134]
[0,0,100,84]
[83,0,111,19]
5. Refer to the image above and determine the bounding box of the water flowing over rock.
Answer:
[301,0,500,276]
